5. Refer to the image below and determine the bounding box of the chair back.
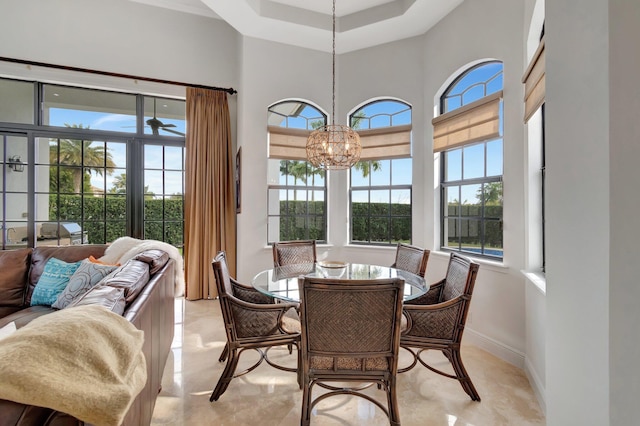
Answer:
[272,240,317,267]
[440,252,479,303]
[300,276,404,371]
[212,251,234,298]
[392,243,430,277]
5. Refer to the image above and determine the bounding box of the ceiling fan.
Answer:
[146,99,185,136]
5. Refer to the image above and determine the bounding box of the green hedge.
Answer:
[276,201,412,244]
[49,194,183,245]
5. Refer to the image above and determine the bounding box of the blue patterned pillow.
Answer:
[52,259,119,309]
[30,258,82,306]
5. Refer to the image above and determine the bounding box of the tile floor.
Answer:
[151,298,545,426]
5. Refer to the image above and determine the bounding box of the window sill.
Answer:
[431,250,508,274]
[521,270,546,295]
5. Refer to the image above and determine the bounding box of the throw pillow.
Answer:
[52,259,119,309]
[30,258,82,306]
[88,255,120,267]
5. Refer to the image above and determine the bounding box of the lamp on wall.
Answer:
[306,0,361,170]
[7,155,24,172]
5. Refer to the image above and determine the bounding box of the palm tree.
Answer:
[350,111,381,177]
[109,172,155,198]
[353,160,382,178]
[50,124,116,193]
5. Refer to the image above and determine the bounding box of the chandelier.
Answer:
[306,0,361,170]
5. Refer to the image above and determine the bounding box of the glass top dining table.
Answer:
[251,262,428,303]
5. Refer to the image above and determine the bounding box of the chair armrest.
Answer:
[230,277,276,304]
[225,294,299,337]
[402,295,465,339]
[405,280,444,305]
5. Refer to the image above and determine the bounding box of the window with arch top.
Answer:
[434,61,504,259]
[349,99,412,245]
[267,100,327,244]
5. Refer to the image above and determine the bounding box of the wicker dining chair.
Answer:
[210,251,301,402]
[272,240,317,267]
[391,243,430,277]
[400,252,481,401]
[299,276,405,426]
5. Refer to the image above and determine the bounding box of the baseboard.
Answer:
[463,327,525,369]
[524,356,547,415]
[463,328,546,415]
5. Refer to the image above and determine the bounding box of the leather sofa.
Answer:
[0,244,176,426]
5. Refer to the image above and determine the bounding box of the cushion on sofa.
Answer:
[27,245,107,305]
[52,259,119,309]
[0,306,56,330]
[134,249,169,275]
[70,285,126,315]
[0,248,31,308]
[100,259,150,304]
[89,255,120,266]
[30,258,81,306]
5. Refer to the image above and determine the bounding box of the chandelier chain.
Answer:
[305,0,362,170]
[332,0,336,125]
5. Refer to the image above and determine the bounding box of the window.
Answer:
[437,62,504,259]
[523,23,546,272]
[0,79,185,250]
[349,99,412,245]
[267,100,327,243]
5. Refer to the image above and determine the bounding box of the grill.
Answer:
[40,222,89,245]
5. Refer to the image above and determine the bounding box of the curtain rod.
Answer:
[0,56,237,95]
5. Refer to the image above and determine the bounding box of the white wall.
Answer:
[0,0,239,94]
[522,0,547,413]
[609,1,640,425]
[418,0,527,366]
[236,37,333,278]
[545,0,610,424]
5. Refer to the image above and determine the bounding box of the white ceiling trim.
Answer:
[131,0,464,53]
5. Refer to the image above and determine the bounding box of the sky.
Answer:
[49,108,185,197]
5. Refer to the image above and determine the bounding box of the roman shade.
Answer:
[268,124,412,161]
[523,37,545,123]
[432,91,502,153]
[357,124,412,160]
[268,125,310,160]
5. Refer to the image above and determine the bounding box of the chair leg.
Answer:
[301,377,312,426]
[210,348,240,402]
[387,377,401,426]
[449,348,481,402]
[219,342,229,362]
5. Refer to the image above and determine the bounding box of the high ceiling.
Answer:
[130,0,463,53]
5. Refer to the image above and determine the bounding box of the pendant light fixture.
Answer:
[306,0,361,170]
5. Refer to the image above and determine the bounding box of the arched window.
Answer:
[349,99,412,245]
[435,61,504,259]
[266,100,327,243]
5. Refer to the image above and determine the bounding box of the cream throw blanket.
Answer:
[0,305,146,426]
[100,236,185,297]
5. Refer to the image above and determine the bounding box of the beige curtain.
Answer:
[184,88,236,300]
